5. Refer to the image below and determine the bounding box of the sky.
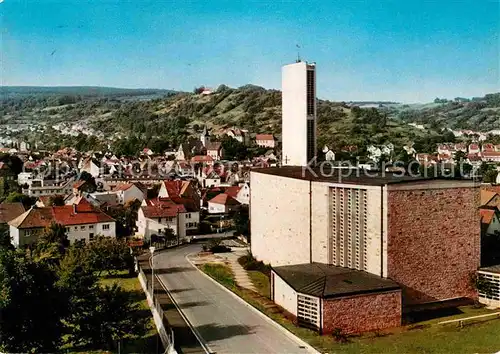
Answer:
[1,0,499,102]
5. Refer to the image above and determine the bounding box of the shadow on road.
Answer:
[195,323,257,342]
[169,288,195,294]
[155,266,196,274]
[178,300,211,309]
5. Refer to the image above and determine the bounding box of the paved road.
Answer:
[153,244,314,354]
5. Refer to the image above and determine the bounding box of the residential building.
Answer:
[79,157,102,178]
[226,128,249,145]
[255,134,276,149]
[469,144,481,154]
[225,183,250,205]
[207,193,240,214]
[158,180,200,206]
[481,151,500,162]
[113,183,145,205]
[0,162,16,182]
[203,171,222,188]
[480,207,500,236]
[8,200,115,247]
[250,166,480,333]
[137,197,199,240]
[281,61,317,166]
[206,142,224,160]
[25,179,73,197]
[191,155,214,165]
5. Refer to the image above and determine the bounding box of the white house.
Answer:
[114,183,145,205]
[80,158,101,178]
[255,134,276,148]
[203,171,222,188]
[225,183,250,205]
[8,201,116,247]
[322,146,336,161]
[206,142,224,160]
[137,197,199,241]
[226,128,249,145]
[207,193,241,214]
[481,208,500,236]
[367,144,394,164]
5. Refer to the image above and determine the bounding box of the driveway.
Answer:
[153,244,315,354]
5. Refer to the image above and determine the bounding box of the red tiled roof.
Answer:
[482,151,500,157]
[9,203,114,229]
[163,180,192,198]
[225,186,241,198]
[480,209,496,225]
[0,203,25,223]
[191,155,214,163]
[255,134,274,141]
[114,183,134,192]
[208,193,240,206]
[206,142,222,151]
[52,205,114,226]
[141,203,186,218]
[73,180,87,189]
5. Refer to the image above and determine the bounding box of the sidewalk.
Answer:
[138,254,206,354]
[223,250,257,292]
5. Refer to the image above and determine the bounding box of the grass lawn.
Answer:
[201,262,500,354]
[247,270,270,298]
[65,270,160,354]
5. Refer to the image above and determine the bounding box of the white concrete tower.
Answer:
[281,61,317,167]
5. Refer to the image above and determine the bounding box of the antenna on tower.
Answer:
[296,44,301,63]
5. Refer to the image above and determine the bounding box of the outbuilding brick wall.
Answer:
[322,291,401,334]
[387,186,480,305]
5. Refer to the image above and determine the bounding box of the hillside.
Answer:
[386,93,500,132]
[1,85,498,156]
[0,86,177,100]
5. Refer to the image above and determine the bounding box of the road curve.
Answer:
[153,244,315,354]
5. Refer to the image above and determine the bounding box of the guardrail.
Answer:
[438,312,500,327]
[138,266,176,354]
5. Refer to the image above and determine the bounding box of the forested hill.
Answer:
[0,86,176,100]
[389,93,500,132]
[1,85,499,155]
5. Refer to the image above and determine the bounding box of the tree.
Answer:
[483,169,499,183]
[76,283,148,349]
[221,136,248,160]
[0,249,68,353]
[85,236,133,276]
[32,223,69,265]
[234,206,249,238]
[4,191,36,209]
[0,224,12,250]
[56,246,100,346]
[47,195,65,206]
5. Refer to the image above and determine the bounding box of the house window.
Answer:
[102,224,110,230]
[158,218,162,223]
[89,233,94,240]
[74,226,78,231]
[89,225,94,230]
[186,213,191,219]
[65,227,70,232]
[81,226,86,230]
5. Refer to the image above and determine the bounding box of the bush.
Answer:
[207,239,231,253]
[331,328,349,343]
[238,251,270,275]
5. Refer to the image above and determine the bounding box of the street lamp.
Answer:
[149,246,155,296]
